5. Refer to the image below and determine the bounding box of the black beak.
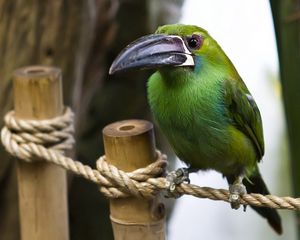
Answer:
[109,34,194,74]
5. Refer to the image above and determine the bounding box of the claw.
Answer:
[165,168,190,198]
[229,182,247,210]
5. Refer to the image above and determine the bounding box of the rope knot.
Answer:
[1,109,300,210]
[96,150,168,199]
[1,107,75,162]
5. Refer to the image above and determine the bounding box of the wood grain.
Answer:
[13,66,69,240]
[103,120,166,240]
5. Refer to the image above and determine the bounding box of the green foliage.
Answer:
[270,0,300,238]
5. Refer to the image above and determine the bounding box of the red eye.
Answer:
[187,34,203,50]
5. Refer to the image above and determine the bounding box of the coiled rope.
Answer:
[1,108,300,210]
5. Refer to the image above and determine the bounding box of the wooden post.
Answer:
[103,120,166,240]
[13,66,69,240]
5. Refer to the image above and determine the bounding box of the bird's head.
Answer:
[109,24,230,75]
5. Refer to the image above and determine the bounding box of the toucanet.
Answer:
[109,24,282,234]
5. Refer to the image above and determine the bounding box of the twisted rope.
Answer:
[2,107,75,160]
[1,109,300,210]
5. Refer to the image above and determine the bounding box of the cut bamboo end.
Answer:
[13,66,69,240]
[13,65,63,119]
[103,119,166,240]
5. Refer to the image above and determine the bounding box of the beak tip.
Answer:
[109,65,116,75]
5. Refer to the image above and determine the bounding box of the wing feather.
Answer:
[224,79,264,161]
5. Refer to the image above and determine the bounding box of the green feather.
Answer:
[110,23,282,233]
[148,24,259,176]
[147,24,281,233]
[224,78,265,160]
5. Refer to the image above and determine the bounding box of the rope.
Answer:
[2,108,75,160]
[1,108,300,211]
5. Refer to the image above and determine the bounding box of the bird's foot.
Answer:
[165,168,190,198]
[229,182,247,210]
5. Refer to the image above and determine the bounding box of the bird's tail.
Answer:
[226,172,282,235]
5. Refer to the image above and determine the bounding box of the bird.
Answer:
[109,24,282,234]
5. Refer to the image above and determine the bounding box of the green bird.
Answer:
[109,24,282,234]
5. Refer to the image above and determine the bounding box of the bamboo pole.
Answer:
[102,119,166,240]
[13,66,69,240]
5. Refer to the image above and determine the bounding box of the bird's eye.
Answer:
[186,34,203,50]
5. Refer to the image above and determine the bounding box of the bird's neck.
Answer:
[148,57,237,123]
[158,67,196,88]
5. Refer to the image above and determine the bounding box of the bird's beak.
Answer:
[109,34,194,74]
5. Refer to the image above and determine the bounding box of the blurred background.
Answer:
[0,0,299,239]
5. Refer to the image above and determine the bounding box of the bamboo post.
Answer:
[13,66,69,240]
[102,120,166,240]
